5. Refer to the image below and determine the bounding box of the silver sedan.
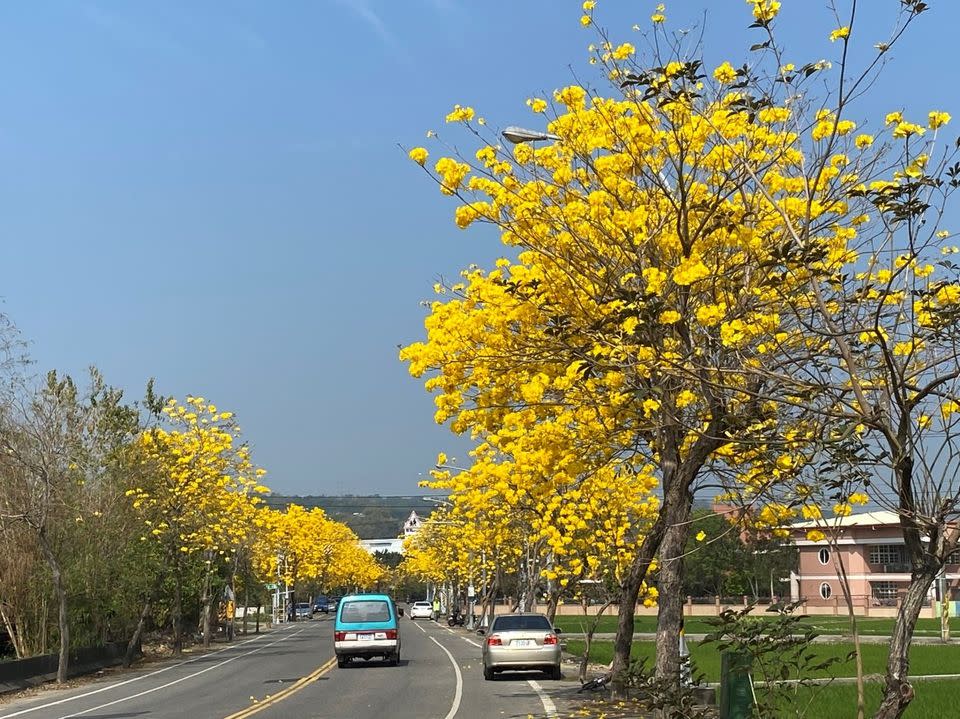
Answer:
[479,613,562,680]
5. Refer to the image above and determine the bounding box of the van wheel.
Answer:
[337,656,349,668]
[388,652,400,666]
[483,666,495,681]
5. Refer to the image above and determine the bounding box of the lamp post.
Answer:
[501,126,560,144]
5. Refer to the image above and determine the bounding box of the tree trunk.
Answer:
[255,603,261,634]
[242,577,250,636]
[546,587,561,624]
[172,561,183,656]
[124,596,151,667]
[201,562,213,649]
[0,605,26,659]
[875,570,937,719]
[655,507,692,685]
[580,598,614,683]
[38,537,69,684]
[611,513,667,697]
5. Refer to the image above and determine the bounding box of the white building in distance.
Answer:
[359,510,422,555]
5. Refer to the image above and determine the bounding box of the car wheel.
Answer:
[549,664,562,680]
[337,656,349,668]
[483,666,495,681]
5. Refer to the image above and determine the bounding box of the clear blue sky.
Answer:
[0,1,956,495]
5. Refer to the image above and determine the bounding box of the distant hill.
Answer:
[263,495,441,539]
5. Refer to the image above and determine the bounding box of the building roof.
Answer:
[791,510,901,530]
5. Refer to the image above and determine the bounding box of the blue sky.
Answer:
[0,1,956,495]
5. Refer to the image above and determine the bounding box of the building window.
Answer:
[818,548,830,565]
[820,583,832,600]
[947,549,960,564]
[869,545,906,566]
[872,581,899,600]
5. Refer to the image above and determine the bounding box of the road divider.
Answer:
[221,657,336,719]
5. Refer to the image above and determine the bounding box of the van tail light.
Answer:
[334,631,346,641]
[486,635,502,646]
[385,629,397,640]
[543,634,559,645]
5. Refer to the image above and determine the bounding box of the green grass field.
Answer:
[563,639,960,681]
[553,614,950,637]
[574,682,959,719]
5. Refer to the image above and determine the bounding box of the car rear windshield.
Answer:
[492,615,552,632]
[296,603,310,608]
[341,600,391,623]
[414,602,431,607]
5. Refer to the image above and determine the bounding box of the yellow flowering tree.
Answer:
[253,504,385,614]
[403,0,947,707]
[129,396,268,652]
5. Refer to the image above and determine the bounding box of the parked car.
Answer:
[408,601,433,620]
[334,594,401,667]
[479,613,562,680]
[294,602,312,620]
[313,596,331,614]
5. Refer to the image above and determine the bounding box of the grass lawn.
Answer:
[553,614,949,637]
[563,639,960,682]
[573,681,958,718]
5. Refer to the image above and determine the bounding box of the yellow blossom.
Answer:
[829,26,850,42]
[408,147,429,166]
[445,104,475,123]
[713,61,737,84]
[527,98,548,114]
[929,111,952,129]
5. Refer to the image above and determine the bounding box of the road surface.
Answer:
[0,616,565,719]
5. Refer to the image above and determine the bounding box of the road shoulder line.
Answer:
[0,631,278,719]
[527,679,558,719]
[428,636,463,719]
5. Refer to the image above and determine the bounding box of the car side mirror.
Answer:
[476,628,486,636]
[553,627,562,634]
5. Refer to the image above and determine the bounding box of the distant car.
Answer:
[313,597,331,614]
[480,613,562,680]
[294,602,312,620]
[409,601,433,620]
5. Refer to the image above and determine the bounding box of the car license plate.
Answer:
[512,639,533,647]
[359,633,374,641]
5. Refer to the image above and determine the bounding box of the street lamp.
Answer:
[501,126,560,144]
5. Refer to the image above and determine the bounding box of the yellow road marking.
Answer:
[222,657,337,719]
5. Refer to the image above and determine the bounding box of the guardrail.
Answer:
[0,640,137,695]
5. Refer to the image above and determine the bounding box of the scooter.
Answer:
[447,609,466,627]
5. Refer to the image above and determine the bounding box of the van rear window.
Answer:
[341,600,391,623]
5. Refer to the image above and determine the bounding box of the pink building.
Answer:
[789,510,960,610]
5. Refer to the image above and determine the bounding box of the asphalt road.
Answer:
[0,616,563,719]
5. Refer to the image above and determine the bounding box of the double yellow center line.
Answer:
[223,656,337,719]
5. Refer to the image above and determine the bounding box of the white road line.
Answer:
[429,637,463,719]
[413,622,427,633]
[462,638,481,648]
[53,628,310,719]
[527,679,558,719]
[0,629,286,719]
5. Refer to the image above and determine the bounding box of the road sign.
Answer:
[265,583,278,590]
